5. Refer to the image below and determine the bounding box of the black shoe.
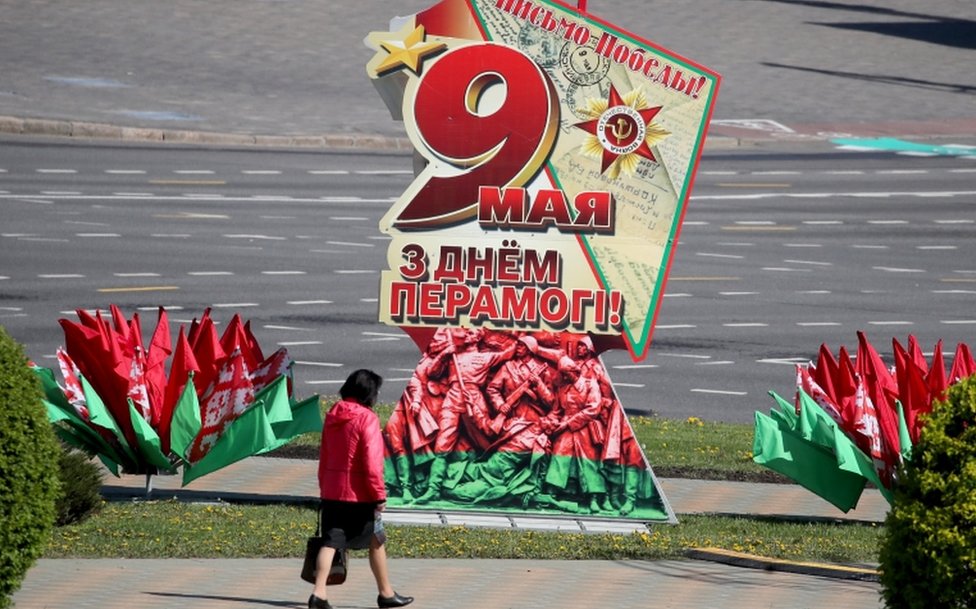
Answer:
[378,591,414,608]
[309,594,333,609]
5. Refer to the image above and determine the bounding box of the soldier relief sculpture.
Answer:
[383,328,667,520]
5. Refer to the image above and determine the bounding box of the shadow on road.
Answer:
[761,62,975,95]
[816,20,976,50]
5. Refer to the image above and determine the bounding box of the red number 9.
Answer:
[394,43,559,229]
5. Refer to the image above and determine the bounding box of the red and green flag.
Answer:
[754,333,975,510]
[36,306,322,489]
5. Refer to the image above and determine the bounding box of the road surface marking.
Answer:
[149,179,225,185]
[691,388,747,396]
[98,286,179,293]
[295,361,343,367]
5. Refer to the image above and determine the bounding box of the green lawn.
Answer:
[48,501,881,564]
[47,411,882,564]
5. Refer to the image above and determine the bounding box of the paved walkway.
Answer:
[15,557,884,609]
[13,457,887,609]
[1,0,974,149]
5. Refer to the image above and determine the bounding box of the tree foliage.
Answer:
[0,327,60,608]
[55,447,104,526]
[880,375,976,608]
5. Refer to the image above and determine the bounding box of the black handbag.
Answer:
[300,507,348,585]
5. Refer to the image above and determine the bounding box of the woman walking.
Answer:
[309,369,414,609]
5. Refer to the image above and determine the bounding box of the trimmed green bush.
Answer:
[879,374,976,609]
[0,326,61,608]
[56,446,104,526]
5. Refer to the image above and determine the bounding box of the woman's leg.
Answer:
[312,545,337,599]
[368,535,395,597]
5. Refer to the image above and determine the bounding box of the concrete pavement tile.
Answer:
[14,558,885,609]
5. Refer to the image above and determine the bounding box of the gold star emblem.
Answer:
[372,25,446,76]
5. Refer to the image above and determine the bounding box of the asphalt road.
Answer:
[1,0,973,422]
[3,136,973,422]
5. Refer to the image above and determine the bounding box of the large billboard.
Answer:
[367,0,719,522]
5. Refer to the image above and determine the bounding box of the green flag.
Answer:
[755,390,894,510]
[127,399,173,471]
[169,376,201,461]
[35,365,127,475]
[256,394,322,456]
[896,400,913,462]
[793,390,888,496]
[182,376,315,485]
[753,408,867,512]
[33,365,74,411]
[79,374,138,467]
[42,398,121,476]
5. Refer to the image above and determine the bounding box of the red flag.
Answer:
[243,320,265,367]
[58,319,102,382]
[795,365,843,425]
[63,314,138,449]
[855,331,900,474]
[124,322,151,422]
[106,320,132,393]
[110,303,131,344]
[949,342,976,383]
[835,346,860,432]
[851,375,884,464]
[188,348,255,462]
[187,307,212,348]
[928,339,948,402]
[128,351,151,421]
[91,310,112,352]
[250,347,293,393]
[159,327,200,453]
[906,335,928,375]
[810,343,840,404]
[56,347,89,419]
[893,338,932,443]
[191,315,227,396]
[128,311,145,354]
[145,307,173,426]
[61,317,131,427]
[220,314,260,373]
[102,309,152,431]
[75,308,101,331]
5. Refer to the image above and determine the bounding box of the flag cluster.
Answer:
[753,331,975,512]
[35,305,322,485]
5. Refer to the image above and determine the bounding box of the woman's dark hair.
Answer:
[339,369,383,407]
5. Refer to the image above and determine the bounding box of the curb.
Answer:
[101,484,320,507]
[0,115,415,151]
[0,114,746,152]
[685,547,880,582]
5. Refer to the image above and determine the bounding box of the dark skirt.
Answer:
[319,499,385,550]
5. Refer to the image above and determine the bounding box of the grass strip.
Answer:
[48,501,881,564]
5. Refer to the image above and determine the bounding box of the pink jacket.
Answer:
[318,399,387,503]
